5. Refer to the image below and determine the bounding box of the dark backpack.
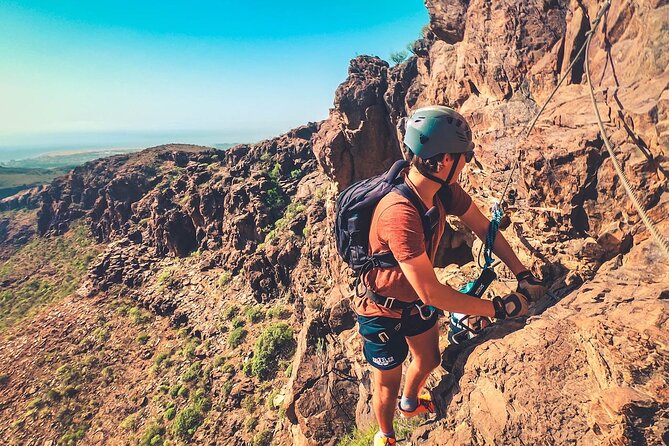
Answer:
[334,159,451,295]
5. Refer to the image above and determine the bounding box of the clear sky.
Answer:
[0,0,428,153]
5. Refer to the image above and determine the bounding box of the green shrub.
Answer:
[47,388,62,402]
[180,338,199,358]
[99,367,114,384]
[169,384,182,398]
[213,355,227,367]
[139,422,165,446]
[221,380,234,400]
[266,187,284,211]
[222,305,239,320]
[152,352,172,374]
[128,307,149,324]
[136,333,150,345]
[390,50,408,64]
[241,394,255,412]
[177,386,189,399]
[164,407,176,420]
[91,326,110,343]
[228,328,247,348]
[290,168,302,179]
[253,430,273,446]
[230,317,245,329]
[181,362,202,383]
[27,397,44,410]
[244,306,265,323]
[337,425,377,446]
[120,413,140,431]
[57,424,89,446]
[267,305,290,320]
[269,162,281,180]
[218,271,232,287]
[251,323,295,380]
[244,417,258,431]
[192,388,211,412]
[172,406,203,440]
[56,365,81,385]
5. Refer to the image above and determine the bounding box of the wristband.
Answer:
[492,296,507,320]
[516,270,532,281]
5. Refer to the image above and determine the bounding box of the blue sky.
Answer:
[0,1,428,152]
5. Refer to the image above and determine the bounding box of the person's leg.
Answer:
[403,321,441,400]
[372,364,403,435]
[357,314,409,435]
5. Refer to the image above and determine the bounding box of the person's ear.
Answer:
[442,153,454,164]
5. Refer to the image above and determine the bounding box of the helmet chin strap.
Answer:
[444,153,462,184]
[421,170,449,186]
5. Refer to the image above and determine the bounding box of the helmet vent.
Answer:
[446,117,454,124]
[420,134,430,144]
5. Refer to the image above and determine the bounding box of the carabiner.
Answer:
[415,303,435,321]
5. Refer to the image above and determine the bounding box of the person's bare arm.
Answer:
[458,202,525,275]
[396,252,495,318]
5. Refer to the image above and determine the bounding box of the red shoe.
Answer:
[398,391,436,418]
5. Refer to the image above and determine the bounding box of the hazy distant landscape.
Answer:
[0,143,239,199]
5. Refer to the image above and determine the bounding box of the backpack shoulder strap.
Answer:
[393,182,438,254]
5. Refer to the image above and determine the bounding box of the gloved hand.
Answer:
[516,270,545,302]
[492,292,529,320]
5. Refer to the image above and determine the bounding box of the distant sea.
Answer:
[0,142,240,168]
[0,131,249,164]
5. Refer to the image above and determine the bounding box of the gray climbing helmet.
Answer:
[403,105,474,159]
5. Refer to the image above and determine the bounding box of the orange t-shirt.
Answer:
[353,180,472,318]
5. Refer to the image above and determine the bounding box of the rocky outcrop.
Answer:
[312,57,405,190]
[309,0,669,445]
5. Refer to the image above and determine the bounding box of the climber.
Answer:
[352,105,546,446]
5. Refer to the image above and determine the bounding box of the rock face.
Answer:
[311,0,669,445]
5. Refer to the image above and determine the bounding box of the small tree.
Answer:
[390,50,409,65]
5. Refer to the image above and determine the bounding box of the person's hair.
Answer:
[405,145,446,175]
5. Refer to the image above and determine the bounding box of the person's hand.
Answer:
[516,270,545,302]
[492,292,529,319]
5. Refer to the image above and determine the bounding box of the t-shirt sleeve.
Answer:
[376,202,426,262]
[446,183,473,216]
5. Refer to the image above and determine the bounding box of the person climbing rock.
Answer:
[351,105,546,445]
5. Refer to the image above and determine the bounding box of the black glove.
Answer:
[516,270,545,302]
[492,292,529,320]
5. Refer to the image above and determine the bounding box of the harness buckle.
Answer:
[378,332,390,343]
[383,297,396,308]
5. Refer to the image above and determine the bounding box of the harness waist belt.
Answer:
[364,289,422,310]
